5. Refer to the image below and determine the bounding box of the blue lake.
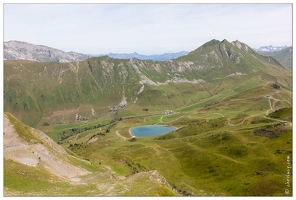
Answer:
[130,125,176,137]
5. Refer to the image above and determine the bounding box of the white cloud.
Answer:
[4,3,292,54]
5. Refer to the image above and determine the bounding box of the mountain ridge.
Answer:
[4,40,89,62]
[255,45,288,52]
[258,47,292,69]
[4,39,291,128]
[107,51,189,61]
[4,38,292,196]
[4,40,189,62]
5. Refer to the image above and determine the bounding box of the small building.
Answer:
[164,110,174,115]
[280,121,288,126]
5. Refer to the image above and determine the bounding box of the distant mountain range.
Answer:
[257,47,292,69]
[106,51,189,61]
[255,45,288,52]
[4,40,89,62]
[4,40,189,62]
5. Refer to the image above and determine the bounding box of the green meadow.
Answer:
[4,39,292,196]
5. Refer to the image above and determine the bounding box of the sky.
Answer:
[3,3,293,55]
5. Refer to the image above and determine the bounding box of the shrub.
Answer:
[42,122,50,126]
[271,83,280,89]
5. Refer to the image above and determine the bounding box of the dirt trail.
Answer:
[265,94,291,115]
[227,94,292,126]
[115,131,127,141]
[155,113,185,125]
[265,95,274,115]
[212,113,225,117]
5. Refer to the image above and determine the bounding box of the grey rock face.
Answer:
[4,40,89,62]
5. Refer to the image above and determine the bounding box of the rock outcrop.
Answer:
[4,40,89,62]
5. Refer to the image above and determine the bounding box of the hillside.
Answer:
[4,39,292,128]
[4,40,89,62]
[4,112,177,196]
[3,39,293,196]
[3,112,90,181]
[258,47,292,69]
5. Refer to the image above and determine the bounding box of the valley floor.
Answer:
[4,80,293,196]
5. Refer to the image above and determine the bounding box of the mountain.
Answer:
[107,51,189,61]
[255,45,288,52]
[4,40,188,62]
[4,40,89,62]
[258,47,292,69]
[4,39,292,196]
[4,39,291,128]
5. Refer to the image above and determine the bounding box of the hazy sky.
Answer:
[3,3,292,54]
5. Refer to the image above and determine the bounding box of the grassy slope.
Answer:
[5,76,292,196]
[4,113,178,196]
[65,115,291,196]
[56,74,292,196]
[4,39,292,196]
[4,39,292,129]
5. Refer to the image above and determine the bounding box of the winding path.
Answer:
[155,113,185,125]
[115,131,127,141]
[114,94,291,143]
[226,94,291,126]
[265,95,274,115]
[212,113,225,118]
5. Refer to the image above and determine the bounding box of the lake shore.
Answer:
[128,125,177,137]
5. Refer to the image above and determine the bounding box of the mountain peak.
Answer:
[231,40,243,49]
[221,39,229,43]
[201,39,221,48]
[200,39,232,49]
[231,40,252,52]
[177,38,264,65]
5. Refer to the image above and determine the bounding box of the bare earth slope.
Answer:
[4,113,90,182]
[4,112,178,196]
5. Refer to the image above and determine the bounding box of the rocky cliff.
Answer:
[4,40,89,62]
